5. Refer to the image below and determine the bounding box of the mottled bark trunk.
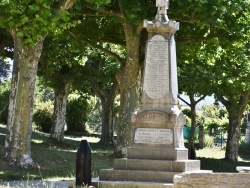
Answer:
[93,80,117,145]
[4,30,44,168]
[116,23,141,156]
[225,112,242,162]
[50,82,71,142]
[99,96,115,145]
[219,90,250,162]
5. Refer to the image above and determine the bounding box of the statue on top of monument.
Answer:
[156,0,169,12]
[155,0,169,25]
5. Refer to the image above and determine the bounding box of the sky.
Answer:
[179,94,215,109]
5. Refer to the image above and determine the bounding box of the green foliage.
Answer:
[66,95,92,132]
[0,81,10,124]
[0,58,11,84]
[182,108,191,118]
[33,101,53,133]
[87,98,102,133]
[0,0,77,46]
[35,78,54,103]
[202,104,229,133]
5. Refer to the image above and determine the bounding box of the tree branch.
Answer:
[59,0,77,10]
[195,95,207,105]
[67,31,124,65]
[216,95,230,109]
[178,95,190,107]
[85,5,125,19]
[83,39,124,66]
[238,89,250,115]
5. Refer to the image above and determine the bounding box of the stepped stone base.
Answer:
[100,169,178,183]
[96,147,200,187]
[114,158,200,172]
[92,179,174,188]
[127,146,188,160]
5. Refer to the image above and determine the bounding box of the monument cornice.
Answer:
[143,19,179,34]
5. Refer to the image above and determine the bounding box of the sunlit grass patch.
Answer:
[0,124,114,181]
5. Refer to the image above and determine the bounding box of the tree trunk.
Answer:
[50,82,71,142]
[225,112,241,162]
[218,90,250,162]
[99,96,115,145]
[95,80,118,145]
[188,93,197,159]
[115,23,141,156]
[4,30,44,168]
[198,124,204,149]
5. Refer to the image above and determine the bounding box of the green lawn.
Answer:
[0,124,114,181]
[197,148,250,172]
[1,124,250,182]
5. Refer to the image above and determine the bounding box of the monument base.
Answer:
[98,145,200,185]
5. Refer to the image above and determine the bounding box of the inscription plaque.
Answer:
[138,112,169,123]
[134,128,173,144]
[143,35,169,99]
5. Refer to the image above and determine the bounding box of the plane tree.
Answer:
[73,0,155,155]
[38,35,87,141]
[66,2,124,149]
[0,0,77,167]
[195,0,250,162]
[76,48,120,145]
[171,0,250,162]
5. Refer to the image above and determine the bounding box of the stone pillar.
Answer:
[130,1,186,152]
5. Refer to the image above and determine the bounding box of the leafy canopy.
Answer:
[0,0,77,45]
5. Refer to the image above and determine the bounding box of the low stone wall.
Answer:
[174,172,250,188]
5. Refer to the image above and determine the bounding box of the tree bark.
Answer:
[93,79,118,145]
[225,112,241,162]
[218,90,250,162]
[4,30,44,168]
[99,95,115,145]
[115,23,141,156]
[188,93,197,159]
[50,82,71,142]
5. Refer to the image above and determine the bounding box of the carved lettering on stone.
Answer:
[137,112,169,123]
[143,35,169,99]
[134,128,173,144]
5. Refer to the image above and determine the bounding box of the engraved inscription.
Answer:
[138,112,169,123]
[143,35,169,99]
[134,128,173,144]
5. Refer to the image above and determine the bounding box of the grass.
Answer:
[1,124,250,182]
[0,124,114,181]
[196,148,250,172]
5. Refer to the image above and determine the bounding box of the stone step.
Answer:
[99,169,178,183]
[127,147,188,160]
[114,158,200,172]
[92,179,173,188]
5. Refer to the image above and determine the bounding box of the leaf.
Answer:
[16,31,24,37]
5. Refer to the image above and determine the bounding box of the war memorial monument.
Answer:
[89,1,250,187]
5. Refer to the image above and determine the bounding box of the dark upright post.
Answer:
[76,140,92,187]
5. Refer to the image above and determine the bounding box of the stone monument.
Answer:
[95,1,201,187]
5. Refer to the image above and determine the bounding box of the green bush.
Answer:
[33,101,53,133]
[66,96,91,132]
[0,81,10,124]
[0,90,9,124]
